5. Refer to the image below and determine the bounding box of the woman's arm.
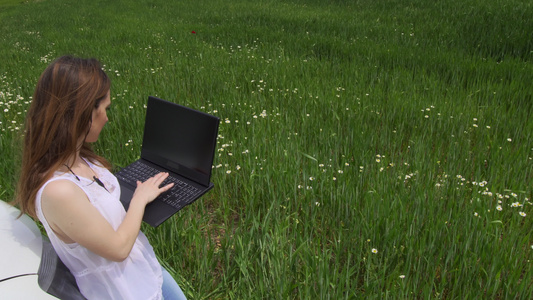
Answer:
[41,172,173,262]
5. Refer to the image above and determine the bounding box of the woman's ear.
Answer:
[86,119,92,136]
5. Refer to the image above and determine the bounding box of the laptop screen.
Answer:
[141,96,220,186]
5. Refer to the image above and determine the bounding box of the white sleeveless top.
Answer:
[35,160,163,300]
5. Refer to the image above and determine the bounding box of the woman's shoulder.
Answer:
[43,178,79,191]
[41,178,86,205]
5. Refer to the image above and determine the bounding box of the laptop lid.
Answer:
[140,96,220,186]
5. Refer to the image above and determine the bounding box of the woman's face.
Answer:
[86,92,111,143]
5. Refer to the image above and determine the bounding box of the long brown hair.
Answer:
[15,56,111,218]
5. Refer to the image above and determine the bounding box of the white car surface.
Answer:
[0,200,58,299]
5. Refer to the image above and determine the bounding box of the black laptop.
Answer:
[115,96,220,227]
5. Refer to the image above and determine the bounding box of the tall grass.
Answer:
[1,0,532,298]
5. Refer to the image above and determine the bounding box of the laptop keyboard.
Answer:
[115,161,201,209]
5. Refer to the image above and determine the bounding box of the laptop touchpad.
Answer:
[143,201,178,226]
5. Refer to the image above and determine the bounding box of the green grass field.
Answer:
[1,0,532,298]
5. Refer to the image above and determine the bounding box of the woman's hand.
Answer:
[132,172,174,206]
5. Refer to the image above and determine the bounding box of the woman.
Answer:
[14,56,187,299]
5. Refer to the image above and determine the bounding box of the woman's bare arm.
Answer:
[41,172,173,262]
